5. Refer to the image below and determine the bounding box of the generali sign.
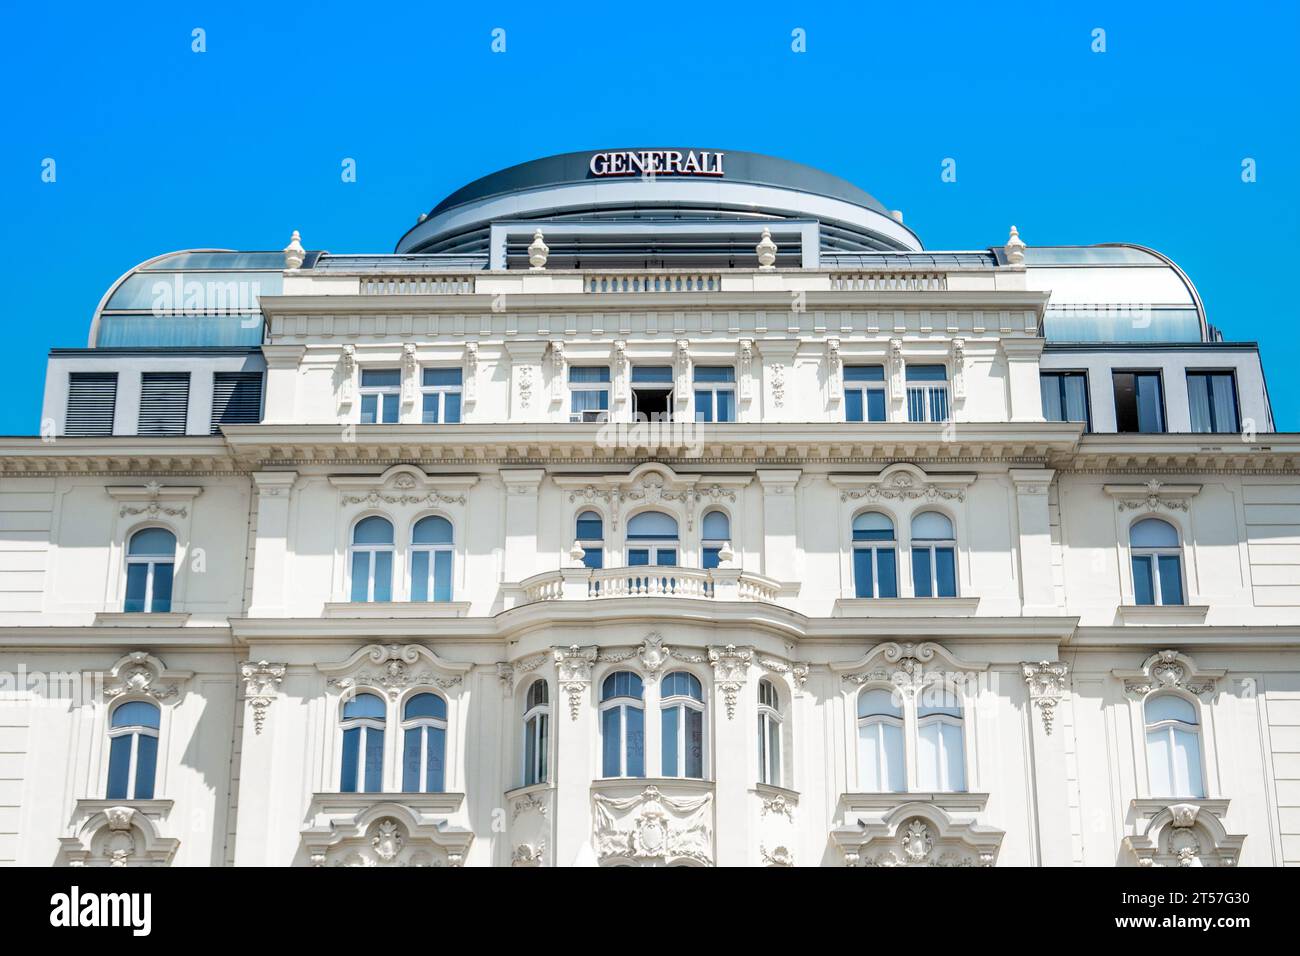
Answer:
[589,149,724,178]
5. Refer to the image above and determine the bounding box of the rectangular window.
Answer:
[693,366,736,423]
[360,368,401,424]
[421,367,462,424]
[66,372,118,436]
[1113,371,1165,433]
[1040,371,1091,431]
[1187,371,1239,433]
[210,371,263,433]
[569,366,611,422]
[905,365,949,423]
[632,365,674,421]
[845,365,887,423]
[138,372,190,436]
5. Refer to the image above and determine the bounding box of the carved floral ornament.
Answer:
[331,463,477,508]
[302,804,472,868]
[108,481,202,519]
[834,641,986,698]
[1021,660,1070,735]
[1113,649,1224,700]
[592,785,713,866]
[240,660,287,735]
[102,651,192,703]
[831,804,1003,868]
[58,804,179,868]
[832,463,975,504]
[319,643,472,701]
[1104,480,1201,513]
[558,463,749,531]
[1124,802,1245,868]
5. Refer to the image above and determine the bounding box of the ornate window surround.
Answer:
[1122,800,1245,868]
[81,652,191,804]
[1103,482,1203,608]
[1112,649,1225,802]
[831,641,986,794]
[330,342,475,423]
[103,484,202,614]
[329,465,477,605]
[831,801,1003,868]
[317,643,472,795]
[555,463,750,568]
[829,464,975,601]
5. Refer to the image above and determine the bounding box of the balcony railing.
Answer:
[520,566,781,604]
[586,274,721,293]
[829,272,947,292]
[359,275,476,295]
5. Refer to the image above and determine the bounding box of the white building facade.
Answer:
[2,149,1298,867]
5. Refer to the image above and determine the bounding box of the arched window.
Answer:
[410,515,454,602]
[852,512,898,599]
[1145,694,1204,798]
[757,679,783,786]
[661,671,705,779]
[911,511,957,598]
[576,511,604,570]
[626,511,678,567]
[402,692,447,793]
[1130,518,1184,606]
[124,527,176,613]
[917,690,965,792]
[600,671,645,778]
[856,689,904,792]
[349,517,394,603]
[701,510,730,570]
[340,692,386,793]
[106,700,160,799]
[523,680,549,786]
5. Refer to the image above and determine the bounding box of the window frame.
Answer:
[757,679,784,787]
[348,515,395,603]
[851,511,899,599]
[1143,691,1206,799]
[420,367,463,424]
[1112,369,1167,434]
[1129,516,1186,607]
[359,367,402,424]
[1039,369,1093,432]
[905,365,950,423]
[105,699,161,800]
[700,508,731,571]
[123,526,177,614]
[575,509,605,570]
[909,510,959,598]
[339,691,387,794]
[599,671,646,779]
[659,670,706,780]
[1185,369,1240,435]
[400,690,448,793]
[853,681,969,794]
[568,365,612,423]
[408,514,455,603]
[625,510,680,567]
[692,365,737,423]
[843,364,888,423]
[522,680,550,787]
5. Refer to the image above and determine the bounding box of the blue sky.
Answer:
[2,0,1297,433]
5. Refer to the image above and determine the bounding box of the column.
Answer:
[999,338,1046,422]
[260,345,305,424]
[247,471,297,616]
[1021,661,1073,866]
[756,470,801,582]
[501,469,546,583]
[1009,469,1057,615]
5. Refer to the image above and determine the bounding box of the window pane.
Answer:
[883,724,904,791]
[1173,728,1204,798]
[576,514,603,540]
[350,551,371,602]
[912,548,933,598]
[858,723,882,791]
[867,389,887,422]
[427,726,446,792]
[107,734,132,799]
[716,389,735,423]
[853,548,874,598]
[757,714,768,783]
[125,563,148,613]
[1146,728,1173,796]
[702,511,729,539]
[768,718,781,784]
[372,551,392,602]
[1132,555,1155,606]
[433,551,452,602]
[686,707,703,778]
[930,388,949,423]
[657,549,677,567]
[363,728,384,792]
[583,548,603,570]
[1146,694,1196,724]
[403,727,421,792]
[694,366,735,383]
[1209,373,1238,432]
[935,548,957,597]
[421,393,441,424]
[662,706,679,777]
[845,365,884,383]
[626,706,644,777]
[1131,518,1178,548]
[917,722,940,791]
[877,548,898,598]
[602,707,621,777]
[1136,374,1164,433]
[361,369,400,387]
[569,366,610,384]
[628,549,649,566]
[133,734,158,799]
[1062,374,1089,426]
[413,515,453,544]
[360,394,377,424]
[906,365,947,382]
[409,552,428,602]
[853,511,894,540]
[382,393,399,424]
[1040,375,1063,421]
[422,368,462,387]
[341,727,360,791]
[524,716,538,786]
[1157,554,1184,605]
[702,547,721,570]
[845,389,864,422]
[694,390,712,423]
[444,392,461,424]
[113,701,161,729]
[538,713,548,783]
[632,365,673,383]
[907,388,926,422]
[150,563,173,612]
[128,527,176,555]
[1188,373,1211,432]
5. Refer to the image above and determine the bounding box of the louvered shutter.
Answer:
[138,372,191,435]
[65,372,118,436]
[210,371,263,433]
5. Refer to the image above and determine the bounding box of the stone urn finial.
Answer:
[1004,225,1026,266]
[756,227,777,271]
[284,229,305,270]
[528,229,549,270]
[718,541,735,567]
[568,540,587,566]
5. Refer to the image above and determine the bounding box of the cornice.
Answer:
[1065,625,1300,650]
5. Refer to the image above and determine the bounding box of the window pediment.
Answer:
[331,464,477,508]
[831,802,1003,868]
[319,643,472,700]
[833,641,986,694]
[101,651,192,702]
[831,463,975,504]
[555,463,749,531]
[1113,649,1224,700]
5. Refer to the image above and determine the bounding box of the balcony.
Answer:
[519,566,782,604]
